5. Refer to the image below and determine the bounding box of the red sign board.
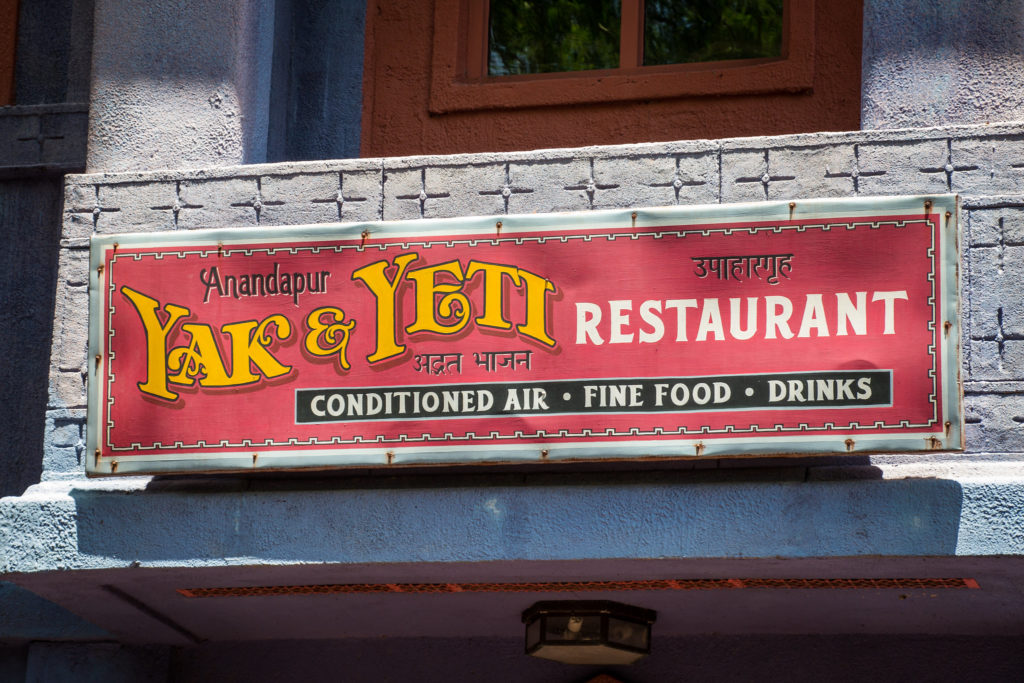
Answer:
[87,196,962,475]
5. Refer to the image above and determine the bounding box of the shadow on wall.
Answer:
[167,634,1024,683]
[0,581,111,642]
[0,178,63,498]
[71,466,965,564]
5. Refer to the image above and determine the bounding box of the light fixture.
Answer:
[522,600,657,665]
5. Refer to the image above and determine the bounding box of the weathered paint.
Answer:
[86,0,276,172]
[360,0,863,157]
[862,0,1024,128]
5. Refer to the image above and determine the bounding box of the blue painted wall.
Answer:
[268,0,367,161]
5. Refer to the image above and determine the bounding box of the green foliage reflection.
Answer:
[644,0,783,66]
[488,0,621,75]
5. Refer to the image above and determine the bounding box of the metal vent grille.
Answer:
[178,577,979,599]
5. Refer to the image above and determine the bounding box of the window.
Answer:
[485,0,784,77]
[363,0,860,157]
[430,0,813,113]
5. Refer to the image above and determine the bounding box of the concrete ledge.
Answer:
[4,459,1024,575]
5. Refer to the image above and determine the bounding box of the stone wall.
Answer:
[46,123,1024,480]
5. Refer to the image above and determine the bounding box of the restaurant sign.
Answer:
[87,195,962,475]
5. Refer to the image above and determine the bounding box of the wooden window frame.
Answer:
[0,0,18,105]
[430,0,814,114]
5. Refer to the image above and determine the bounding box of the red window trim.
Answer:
[0,0,18,105]
[429,0,814,114]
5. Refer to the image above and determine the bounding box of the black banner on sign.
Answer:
[295,370,893,423]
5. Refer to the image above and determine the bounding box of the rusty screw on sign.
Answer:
[386,450,394,465]
[788,201,796,220]
[944,320,953,338]
[695,442,705,456]
[540,449,549,459]
[361,229,370,247]
[844,438,855,452]
[496,221,502,235]
[217,242,224,257]
[631,212,637,228]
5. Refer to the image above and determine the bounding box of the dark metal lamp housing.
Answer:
[522,600,657,665]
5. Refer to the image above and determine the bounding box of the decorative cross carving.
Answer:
[150,181,204,228]
[824,144,886,193]
[919,139,978,190]
[67,185,120,229]
[16,118,64,157]
[734,151,795,199]
[648,156,707,203]
[230,178,284,224]
[564,159,619,209]
[478,163,533,213]
[311,172,369,220]
[395,168,450,217]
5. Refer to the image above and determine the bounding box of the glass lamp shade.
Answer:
[522,600,656,665]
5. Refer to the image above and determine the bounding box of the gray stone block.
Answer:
[768,145,857,199]
[1000,246,1024,337]
[94,182,178,233]
[951,136,1024,195]
[60,250,89,288]
[62,213,93,241]
[964,393,1024,453]
[422,164,506,219]
[4,114,42,167]
[969,339,1024,382]
[587,155,676,209]
[1005,340,1024,378]
[968,246,1000,339]
[63,182,95,214]
[39,112,88,167]
[43,412,84,475]
[508,157,592,213]
[675,152,720,205]
[857,139,950,195]
[255,167,384,226]
[49,371,86,411]
[0,114,18,161]
[339,168,383,222]
[54,281,88,375]
[721,149,767,202]
[177,177,261,229]
[260,172,344,226]
[968,207,1024,248]
[381,167,427,220]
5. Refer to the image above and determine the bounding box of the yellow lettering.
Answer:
[304,307,356,371]
[405,260,471,337]
[517,269,557,347]
[465,261,520,331]
[220,315,293,384]
[351,253,418,363]
[167,323,233,386]
[120,286,191,401]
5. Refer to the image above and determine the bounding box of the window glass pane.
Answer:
[607,617,649,649]
[488,1,621,76]
[543,615,603,641]
[644,0,783,66]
